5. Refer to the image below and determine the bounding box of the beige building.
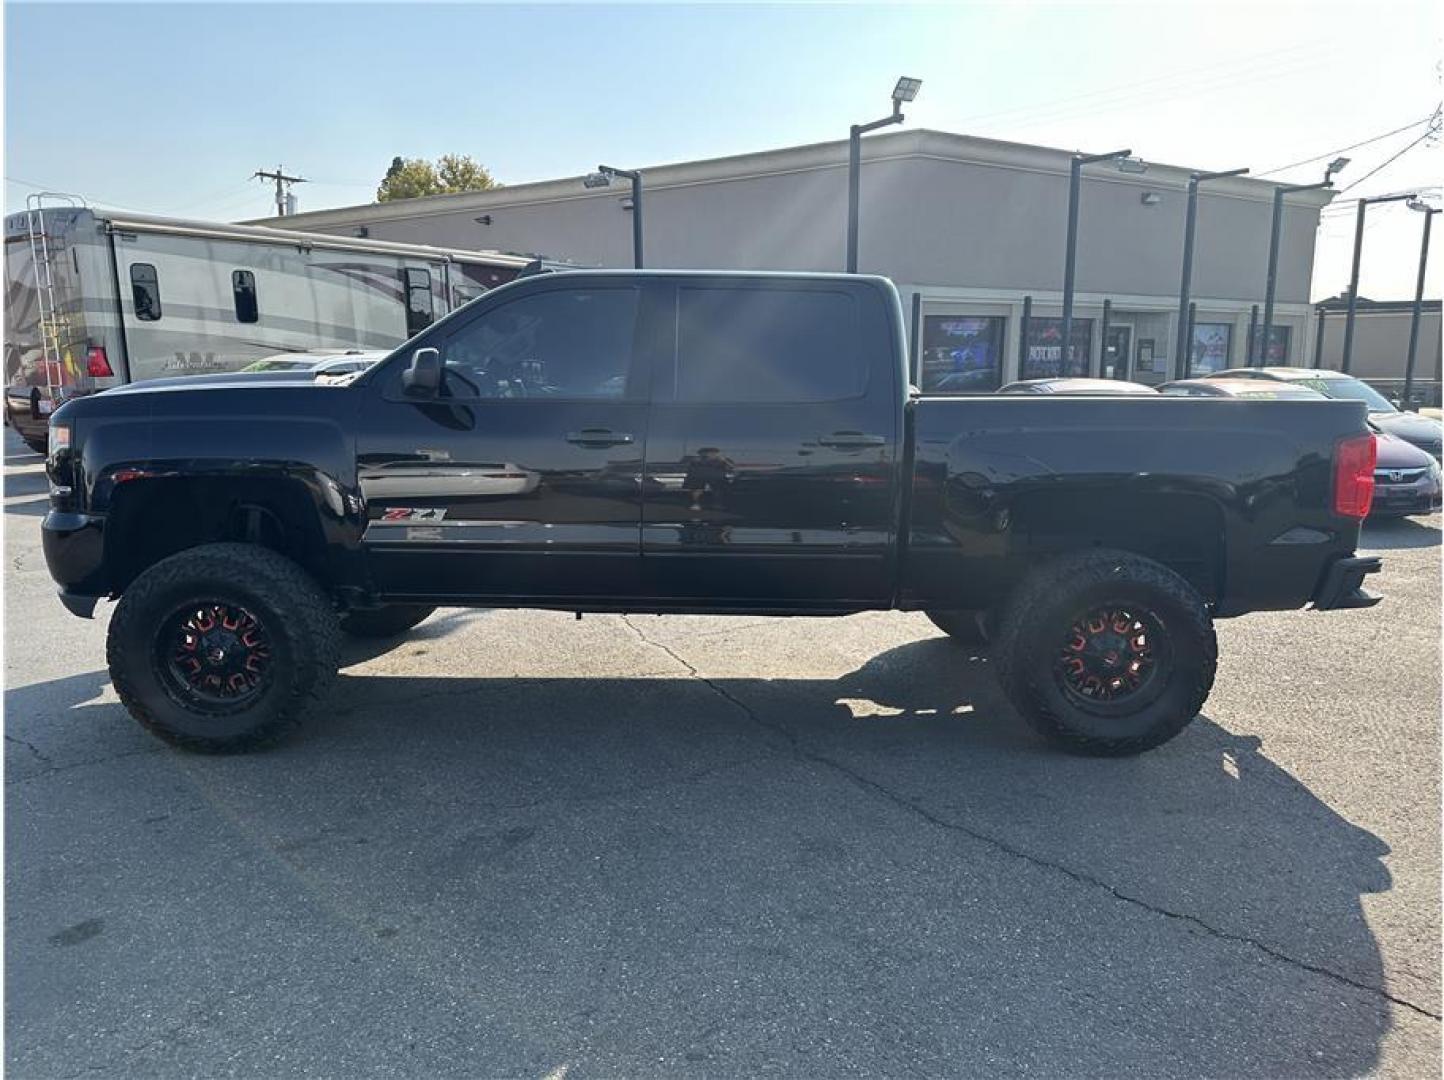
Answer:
[252,129,1335,390]
[1313,296,1441,405]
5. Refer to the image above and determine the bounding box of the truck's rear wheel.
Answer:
[107,543,340,753]
[925,609,991,647]
[993,549,1216,756]
[338,604,436,638]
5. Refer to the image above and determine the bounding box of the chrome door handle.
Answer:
[566,429,634,448]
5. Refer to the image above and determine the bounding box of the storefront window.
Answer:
[920,315,1004,393]
[1248,325,1291,364]
[1023,318,1092,379]
[1188,323,1232,375]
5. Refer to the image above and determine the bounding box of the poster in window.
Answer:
[1023,318,1092,379]
[921,315,1003,393]
[1248,325,1291,364]
[1189,323,1232,375]
[1136,339,1156,373]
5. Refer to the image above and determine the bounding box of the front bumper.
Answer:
[1369,477,1443,517]
[41,510,108,617]
[1310,555,1383,610]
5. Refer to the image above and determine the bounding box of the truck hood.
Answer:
[97,371,328,395]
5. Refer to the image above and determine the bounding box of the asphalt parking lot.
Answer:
[5,427,1440,1078]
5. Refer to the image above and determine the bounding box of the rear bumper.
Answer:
[42,510,108,616]
[1310,555,1383,610]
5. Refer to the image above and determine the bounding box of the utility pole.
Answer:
[252,166,307,217]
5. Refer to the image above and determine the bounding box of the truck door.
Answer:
[640,278,902,607]
[355,277,653,601]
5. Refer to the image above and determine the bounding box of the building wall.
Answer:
[1314,306,1443,400]
[258,131,1329,377]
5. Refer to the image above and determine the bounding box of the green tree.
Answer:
[376,154,499,202]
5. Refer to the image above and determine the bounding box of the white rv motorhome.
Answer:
[3,197,537,450]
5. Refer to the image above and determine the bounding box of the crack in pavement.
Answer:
[618,616,1442,1022]
[5,732,54,769]
[6,744,164,785]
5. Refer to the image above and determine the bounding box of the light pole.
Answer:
[1403,198,1439,409]
[584,165,644,268]
[1174,166,1248,379]
[1258,157,1347,365]
[1341,190,1419,372]
[846,76,921,273]
[1061,149,1136,376]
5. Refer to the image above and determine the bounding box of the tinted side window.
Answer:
[232,270,258,323]
[440,287,639,400]
[405,268,434,336]
[674,287,863,404]
[130,263,161,321]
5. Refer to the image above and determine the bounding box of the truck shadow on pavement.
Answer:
[6,638,1409,1076]
[1361,515,1442,549]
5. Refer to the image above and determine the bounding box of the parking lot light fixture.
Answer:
[1342,190,1419,372]
[1259,161,1345,365]
[892,77,922,109]
[585,165,644,268]
[847,76,922,273]
[1061,148,1131,376]
[1175,166,1250,378]
[1403,198,1440,409]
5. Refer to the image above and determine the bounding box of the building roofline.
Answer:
[246,127,1333,231]
[1316,295,1442,312]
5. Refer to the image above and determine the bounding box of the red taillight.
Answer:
[1333,433,1377,518]
[86,346,114,378]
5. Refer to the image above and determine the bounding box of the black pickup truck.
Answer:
[42,270,1383,756]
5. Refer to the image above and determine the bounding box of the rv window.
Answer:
[405,268,434,336]
[232,270,258,323]
[130,264,161,321]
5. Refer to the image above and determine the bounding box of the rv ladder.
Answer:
[24,193,71,402]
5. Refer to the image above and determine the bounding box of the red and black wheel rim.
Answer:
[1054,604,1171,714]
[156,601,272,713]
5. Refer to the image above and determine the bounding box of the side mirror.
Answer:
[402,347,441,397]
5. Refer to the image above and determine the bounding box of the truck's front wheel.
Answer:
[106,543,340,753]
[993,549,1216,756]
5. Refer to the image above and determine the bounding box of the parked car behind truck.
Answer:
[43,271,1383,757]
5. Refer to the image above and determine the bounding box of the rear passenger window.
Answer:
[405,268,434,336]
[130,263,161,321]
[675,287,864,403]
[232,270,258,323]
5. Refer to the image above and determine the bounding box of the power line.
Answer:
[1338,112,1442,194]
[1255,110,1440,177]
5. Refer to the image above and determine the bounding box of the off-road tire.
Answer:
[22,435,47,455]
[107,542,340,753]
[339,604,436,638]
[925,609,991,647]
[993,549,1216,756]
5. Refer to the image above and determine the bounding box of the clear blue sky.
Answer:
[6,1,1441,299]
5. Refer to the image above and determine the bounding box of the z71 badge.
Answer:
[379,507,448,522]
